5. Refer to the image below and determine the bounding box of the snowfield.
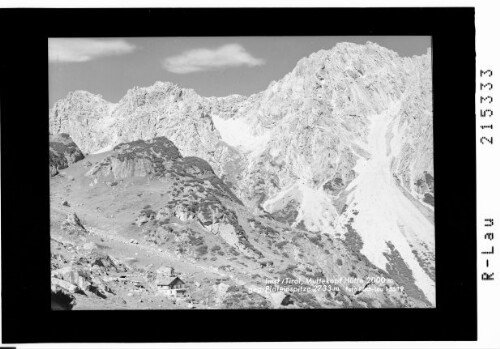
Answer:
[212,114,271,155]
[344,105,435,306]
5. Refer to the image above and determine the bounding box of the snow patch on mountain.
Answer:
[212,114,271,156]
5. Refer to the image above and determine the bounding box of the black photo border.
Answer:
[0,7,476,343]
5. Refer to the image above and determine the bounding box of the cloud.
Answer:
[163,43,265,74]
[49,38,136,63]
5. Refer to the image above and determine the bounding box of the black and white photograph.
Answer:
[0,5,482,346]
[48,36,435,310]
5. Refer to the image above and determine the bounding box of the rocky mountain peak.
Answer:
[119,81,194,110]
[52,90,112,118]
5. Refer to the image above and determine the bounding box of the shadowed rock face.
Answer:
[51,288,75,310]
[49,133,85,176]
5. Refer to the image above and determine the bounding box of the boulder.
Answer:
[52,266,90,291]
[270,292,293,307]
[61,212,88,235]
[78,252,128,273]
[51,277,79,293]
[135,215,150,227]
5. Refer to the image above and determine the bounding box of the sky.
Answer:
[49,36,431,107]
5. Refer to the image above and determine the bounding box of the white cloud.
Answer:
[49,38,136,63]
[163,43,265,74]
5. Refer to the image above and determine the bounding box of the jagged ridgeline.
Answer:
[49,42,434,309]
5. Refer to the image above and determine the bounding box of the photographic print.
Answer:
[49,36,435,310]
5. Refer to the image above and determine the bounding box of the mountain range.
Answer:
[49,41,435,309]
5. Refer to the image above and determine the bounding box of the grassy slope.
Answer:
[50,147,426,309]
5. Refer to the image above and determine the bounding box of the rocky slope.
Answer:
[50,42,434,308]
[50,136,429,309]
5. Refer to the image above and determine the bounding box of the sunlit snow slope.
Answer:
[342,104,435,305]
[212,114,271,155]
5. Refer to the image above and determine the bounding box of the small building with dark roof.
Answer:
[156,276,188,297]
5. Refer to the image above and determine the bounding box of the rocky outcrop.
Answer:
[86,137,182,179]
[51,265,109,299]
[76,251,129,273]
[61,212,88,236]
[49,133,84,176]
[86,137,242,204]
[52,266,92,291]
